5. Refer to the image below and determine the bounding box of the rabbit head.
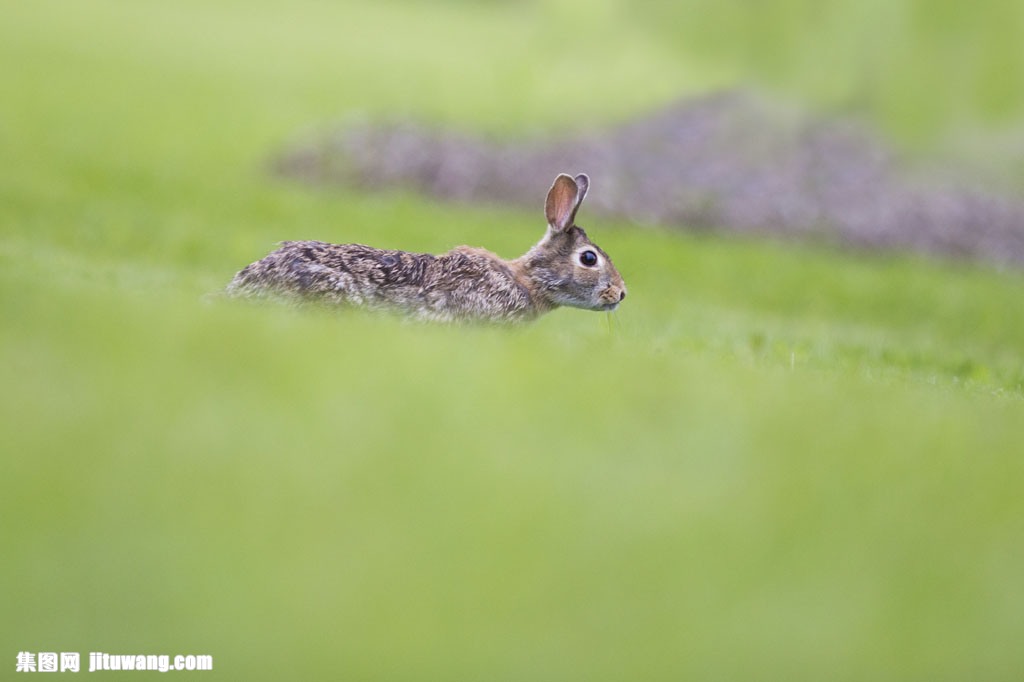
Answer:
[516,173,626,312]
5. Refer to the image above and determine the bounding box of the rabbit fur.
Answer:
[226,173,626,323]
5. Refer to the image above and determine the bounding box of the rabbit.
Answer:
[225,173,626,323]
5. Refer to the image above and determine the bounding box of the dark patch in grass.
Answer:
[273,90,1024,267]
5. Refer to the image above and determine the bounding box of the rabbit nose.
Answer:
[619,290,626,301]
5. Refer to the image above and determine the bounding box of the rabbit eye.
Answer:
[579,250,598,267]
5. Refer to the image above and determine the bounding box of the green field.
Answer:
[3,2,1024,680]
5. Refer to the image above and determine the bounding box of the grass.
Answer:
[636,0,1024,145]
[3,1,1024,680]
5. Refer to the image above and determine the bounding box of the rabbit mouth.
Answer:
[596,287,625,311]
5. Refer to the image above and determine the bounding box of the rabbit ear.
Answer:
[545,174,582,231]
[573,173,590,204]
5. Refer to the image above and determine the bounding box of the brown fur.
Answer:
[226,173,625,323]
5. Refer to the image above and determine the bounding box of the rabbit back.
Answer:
[227,241,538,322]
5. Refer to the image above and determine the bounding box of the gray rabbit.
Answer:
[226,173,626,323]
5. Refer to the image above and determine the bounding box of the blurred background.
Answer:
[2,1,1023,680]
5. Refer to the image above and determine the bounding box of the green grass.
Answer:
[636,0,1024,142]
[3,2,1024,680]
